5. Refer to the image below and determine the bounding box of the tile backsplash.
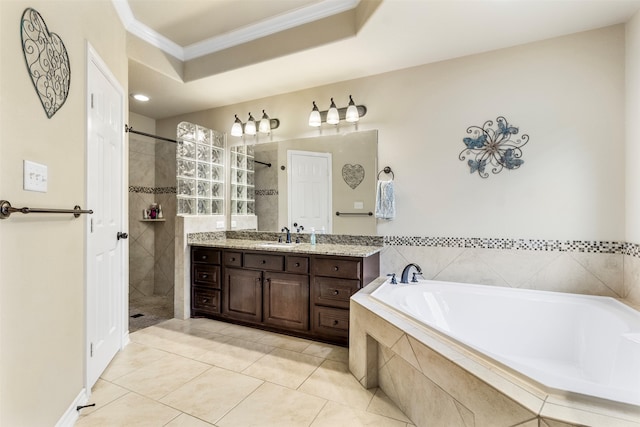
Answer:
[382,235,640,307]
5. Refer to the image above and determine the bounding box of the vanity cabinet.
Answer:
[191,245,379,346]
[191,247,222,316]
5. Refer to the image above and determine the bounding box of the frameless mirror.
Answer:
[252,130,378,235]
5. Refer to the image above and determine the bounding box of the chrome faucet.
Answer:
[400,263,422,284]
[281,227,291,243]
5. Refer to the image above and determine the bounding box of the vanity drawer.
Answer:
[224,251,243,267]
[313,277,359,309]
[192,247,221,265]
[313,257,361,280]
[193,265,220,289]
[192,288,221,315]
[245,253,284,271]
[312,306,349,339]
[286,256,309,274]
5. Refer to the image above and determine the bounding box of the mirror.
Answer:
[252,130,378,235]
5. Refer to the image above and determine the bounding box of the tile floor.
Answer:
[129,295,174,332]
[76,318,415,427]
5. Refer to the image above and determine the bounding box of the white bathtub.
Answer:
[371,279,640,406]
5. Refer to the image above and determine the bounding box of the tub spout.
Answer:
[401,263,422,284]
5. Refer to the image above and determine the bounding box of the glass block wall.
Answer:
[230,145,255,215]
[176,122,225,215]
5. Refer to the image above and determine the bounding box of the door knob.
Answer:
[117,232,128,240]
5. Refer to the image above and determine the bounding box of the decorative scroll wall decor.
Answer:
[342,164,365,189]
[458,116,529,178]
[20,8,71,118]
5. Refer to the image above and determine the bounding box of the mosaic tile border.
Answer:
[129,186,176,194]
[384,236,626,254]
[255,189,278,196]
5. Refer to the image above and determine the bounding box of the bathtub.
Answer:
[349,278,640,426]
[370,279,640,406]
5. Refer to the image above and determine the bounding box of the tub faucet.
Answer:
[401,263,422,284]
[281,227,291,243]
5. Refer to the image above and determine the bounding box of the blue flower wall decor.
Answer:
[458,116,529,178]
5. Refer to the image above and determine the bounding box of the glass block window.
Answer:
[230,144,255,215]
[177,122,224,215]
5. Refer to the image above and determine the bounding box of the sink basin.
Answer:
[257,243,300,249]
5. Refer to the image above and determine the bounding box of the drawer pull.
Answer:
[332,289,339,296]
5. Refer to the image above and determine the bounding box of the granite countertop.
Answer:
[189,237,383,258]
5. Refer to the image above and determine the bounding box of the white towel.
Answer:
[375,180,395,220]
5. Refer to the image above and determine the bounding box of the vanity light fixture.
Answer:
[230,111,280,137]
[326,98,339,125]
[308,95,367,127]
[309,102,321,127]
[244,112,257,135]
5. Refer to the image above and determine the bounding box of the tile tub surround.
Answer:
[349,278,640,427]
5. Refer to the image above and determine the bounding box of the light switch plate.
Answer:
[354,201,364,209]
[216,220,224,229]
[24,160,48,192]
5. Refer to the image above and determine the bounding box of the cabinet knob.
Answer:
[333,266,339,271]
[333,320,339,326]
[231,257,236,261]
[203,298,209,303]
[332,289,339,295]
[295,262,300,267]
[262,259,267,264]
[201,255,207,260]
[202,274,208,278]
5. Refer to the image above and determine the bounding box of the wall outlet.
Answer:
[231,220,237,228]
[24,160,48,192]
[216,221,225,229]
[354,201,364,209]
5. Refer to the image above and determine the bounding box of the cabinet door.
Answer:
[223,268,263,323]
[263,272,309,331]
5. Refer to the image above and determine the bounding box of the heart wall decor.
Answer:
[342,164,365,189]
[20,8,71,119]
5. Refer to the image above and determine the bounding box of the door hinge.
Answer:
[90,342,93,357]
[90,218,93,233]
[90,93,94,109]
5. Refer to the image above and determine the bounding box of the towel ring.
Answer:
[377,166,394,180]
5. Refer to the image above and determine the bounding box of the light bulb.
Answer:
[326,98,339,125]
[259,110,271,134]
[231,114,243,137]
[345,95,359,123]
[309,101,321,127]
[245,112,256,135]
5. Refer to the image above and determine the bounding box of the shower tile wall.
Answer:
[128,118,176,301]
[254,144,278,231]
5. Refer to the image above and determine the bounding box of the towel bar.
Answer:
[336,211,373,216]
[0,200,93,219]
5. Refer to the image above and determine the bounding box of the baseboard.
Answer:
[55,388,88,427]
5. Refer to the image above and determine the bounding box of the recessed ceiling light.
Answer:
[131,93,150,102]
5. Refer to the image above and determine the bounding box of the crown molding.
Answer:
[112,0,358,62]
[183,0,359,60]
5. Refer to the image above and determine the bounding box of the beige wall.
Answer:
[159,25,625,242]
[0,1,127,425]
[627,11,640,243]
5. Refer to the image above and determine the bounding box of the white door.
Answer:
[288,150,332,233]
[86,44,126,390]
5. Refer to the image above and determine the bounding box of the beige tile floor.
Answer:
[76,318,416,427]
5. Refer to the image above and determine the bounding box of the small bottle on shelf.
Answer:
[310,227,316,246]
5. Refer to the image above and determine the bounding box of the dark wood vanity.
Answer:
[190,245,380,346]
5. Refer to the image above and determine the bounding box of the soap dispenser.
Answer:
[310,227,316,246]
